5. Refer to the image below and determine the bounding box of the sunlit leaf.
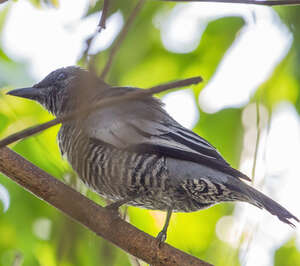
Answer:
[195,108,243,168]
[48,0,59,8]
[274,239,300,266]
[28,0,41,8]
[0,113,9,133]
[260,50,299,110]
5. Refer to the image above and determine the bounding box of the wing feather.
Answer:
[83,87,250,181]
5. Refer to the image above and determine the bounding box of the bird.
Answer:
[7,66,299,242]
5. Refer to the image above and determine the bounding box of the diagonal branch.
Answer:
[162,0,300,6]
[0,76,202,148]
[100,0,146,79]
[0,147,211,266]
[98,0,111,31]
[82,0,111,69]
[84,0,144,72]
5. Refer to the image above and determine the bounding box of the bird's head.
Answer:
[7,66,104,116]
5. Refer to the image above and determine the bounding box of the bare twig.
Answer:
[1,76,202,148]
[162,0,300,6]
[251,101,261,183]
[98,0,110,31]
[82,34,97,67]
[0,147,211,266]
[82,0,110,69]
[100,0,146,80]
[12,251,23,266]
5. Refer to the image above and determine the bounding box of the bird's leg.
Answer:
[105,195,139,211]
[156,207,173,245]
[105,189,150,211]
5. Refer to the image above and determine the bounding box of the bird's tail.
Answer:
[226,181,299,227]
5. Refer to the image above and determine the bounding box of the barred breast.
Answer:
[58,123,240,212]
[58,123,181,211]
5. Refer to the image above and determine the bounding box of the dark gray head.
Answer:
[7,66,106,116]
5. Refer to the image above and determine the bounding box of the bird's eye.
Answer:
[57,72,67,81]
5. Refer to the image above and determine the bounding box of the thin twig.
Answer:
[0,147,211,266]
[0,76,202,148]
[98,0,110,31]
[82,34,96,67]
[100,0,146,80]
[82,0,110,69]
[251,101,261,183]
[162,0,300,6]
[12,252,23,266]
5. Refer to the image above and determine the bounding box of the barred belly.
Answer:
[58,124,180,211]
[58,124,222,212]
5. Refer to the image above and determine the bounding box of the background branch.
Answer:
[100,0,146,79]
[0,147,211,266]
[162,0,300,6]
[82,0,111,68]
[98,0,110,30]
[83,0,144,71]
[1,76,202,147]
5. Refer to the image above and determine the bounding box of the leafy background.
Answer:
[0,0,300,265]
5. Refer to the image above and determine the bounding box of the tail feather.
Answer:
[247,186,299,227]
[226,181,299,227]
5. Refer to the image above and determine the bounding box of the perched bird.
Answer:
[8,66,299,242]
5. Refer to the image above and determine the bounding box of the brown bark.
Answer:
[0,147,212,266]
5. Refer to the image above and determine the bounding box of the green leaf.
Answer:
[0,113,9,133]
[274,238,300,266]
[195,108,243,168]
[259,50,299,111]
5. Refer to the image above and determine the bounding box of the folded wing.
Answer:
[83,87,250,181]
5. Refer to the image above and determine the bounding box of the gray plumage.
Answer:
[8,66,299,239]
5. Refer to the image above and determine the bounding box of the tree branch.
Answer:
[98,0,110,31]
[100,0,146,79]
[0,147,212,266]
[162,0,300,6]
[84,0,144,71]
[82,0,111,69]
[1,76,202,148]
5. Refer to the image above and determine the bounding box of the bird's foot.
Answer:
[105,201,123,211]
[105,203,121,219]
[156,230,167,247]
[106,194,140,210]
[155,207,172,247]
[105,196,136,218]
[105,199,129,218]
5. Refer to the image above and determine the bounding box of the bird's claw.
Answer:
[156,231,167,247]
[105,202,121,211]
[105,203,121,219]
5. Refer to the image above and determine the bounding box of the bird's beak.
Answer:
[7,87,40,100]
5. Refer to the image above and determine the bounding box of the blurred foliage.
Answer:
[0,0,300,266]
[275,239,300,266]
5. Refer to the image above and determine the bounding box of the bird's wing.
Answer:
[83,87,250,181]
